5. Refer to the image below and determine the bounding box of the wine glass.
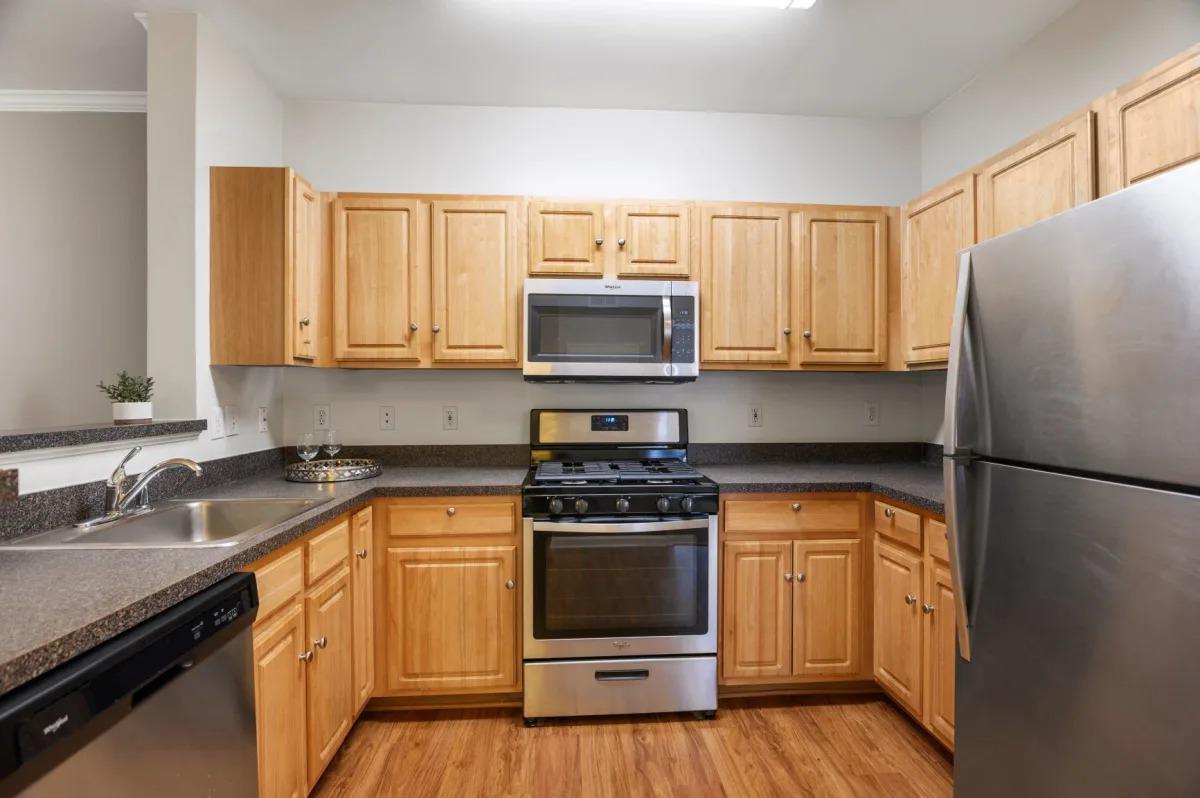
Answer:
[322,429,342,459]
[297,433,320,462]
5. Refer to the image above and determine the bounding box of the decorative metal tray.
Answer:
[285,458,381,483]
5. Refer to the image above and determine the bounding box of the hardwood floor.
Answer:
[312,696,953,797]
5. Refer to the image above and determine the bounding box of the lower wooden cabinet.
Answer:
[923,558,957,748]
[252,603,308,798]
[351,507,375,713]
[792,539,861,678]
[304,566,354,786]
[722,541,792,680]
[872,538,923,714]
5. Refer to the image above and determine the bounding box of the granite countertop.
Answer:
[0,459,942,697]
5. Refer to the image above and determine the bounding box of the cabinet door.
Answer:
[699,206,791,364]
[332,197,425,362]
[615,204,692,278]
[792,539,861,677]
[305,567,354,788]
[431,200,521,363]
[721,541,791,680]
[793,207,887,365]
[288,172,321,361]
[923,559,956,749]
[384,546,518,692]
[252,603,307,798]
[1100,45,1200,195]
[873,538,923,714]
[901,174,975,366]
[351,507,375,714]
[977,111,1096,241]
[528,201,605,276]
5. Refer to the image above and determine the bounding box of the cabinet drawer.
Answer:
[926,518,949,563]
[308,518,350,584]
[724,499,859,534]
[251,547,303,623]
[386,500,516,537]
[874,501,921,549]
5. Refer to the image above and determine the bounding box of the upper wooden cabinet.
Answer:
[211,167,322,366]
[901,174,975,366]
[615,204,693,279]
[528,201,606,276]
[699,206,791,365]
[792,207,887,365]
[977,111,1096,241]
[430,200,522,363]
[1100,45,1200,195]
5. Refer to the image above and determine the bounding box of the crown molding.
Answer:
[0,90,146,113]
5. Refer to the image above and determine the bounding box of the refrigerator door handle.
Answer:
[944,250,974,661]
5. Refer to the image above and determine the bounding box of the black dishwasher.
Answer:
[0,573,259,797]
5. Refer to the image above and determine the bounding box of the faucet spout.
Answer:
[116,458,203,512]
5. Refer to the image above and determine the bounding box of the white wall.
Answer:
[0,112,146,430]
[921,0,1200,189]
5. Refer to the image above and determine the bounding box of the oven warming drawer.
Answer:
[524,656,716,720]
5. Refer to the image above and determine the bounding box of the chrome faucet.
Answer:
[76,447,204,528]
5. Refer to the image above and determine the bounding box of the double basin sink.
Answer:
[5,498,327,550]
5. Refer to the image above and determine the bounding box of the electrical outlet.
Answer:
[863,401,880,427]
[748,405,763,427]
[443,406,459,431]
[314,404,331,431]
[210,409,225,440]
[224,405,239,437]
[257,407,269,433]
[380,405,395,431]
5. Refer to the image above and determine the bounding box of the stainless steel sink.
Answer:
[4,498,327,550]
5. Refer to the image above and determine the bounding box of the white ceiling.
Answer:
[1,0,1081,117]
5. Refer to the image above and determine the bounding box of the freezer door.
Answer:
[954,460,1200,797]
[948,161,1200,487]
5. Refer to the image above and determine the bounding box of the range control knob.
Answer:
[615,497,631,513]
[680,496,696,514]
[657,496,672,514]
[548,498,564,515]
[574,498,590,514]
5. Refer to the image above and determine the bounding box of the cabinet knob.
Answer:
[904,593,918,606]
[505,579,516,590]
[617,238,626,247]
[783,328,791,336]
[884,508,895,518]
[432,324,441,333]
[314,636,328,649]
[802,330,812,338]
[299,650,313,663]
[791,502,801,512]
[594,237,604,246]
[409,322,419,332]
[355,548,368,559]
[784,573,793,582]
[446,507,457,516]
[795,572,806,583]
[299,317,311,327]
[922,603,935,614]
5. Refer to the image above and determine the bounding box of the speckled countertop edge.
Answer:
[0,460,941,696]
[0,419,208,455]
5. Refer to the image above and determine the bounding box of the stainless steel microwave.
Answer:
[523,279,699,383]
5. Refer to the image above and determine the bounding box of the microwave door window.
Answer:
[527,295,664,362]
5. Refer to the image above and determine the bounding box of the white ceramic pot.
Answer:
[112,402,153,425]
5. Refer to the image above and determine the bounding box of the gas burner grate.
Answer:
[532,458,704,484]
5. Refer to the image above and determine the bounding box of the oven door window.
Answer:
[532,529,708,639]
[527,294,664,363]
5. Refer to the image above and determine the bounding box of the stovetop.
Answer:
[531,458,707,486]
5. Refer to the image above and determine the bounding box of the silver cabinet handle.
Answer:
[795,572,806,583]
[594,237,604,246]
[617,238,626,247]
[314,636,328,649]
[802,330,812,338]
[409,322,418,332]
[791,502,801,511]
[922,603,935,614]
[446,507,456,516]
[884,508,895,518]
[784,573,793,582]
[355,548,368,559]
[299,650,313,663]
[783,328,791,336]
[505,579,516,590]
[299,317,311,327]
[904,593,918,606]
[432,324,441,333]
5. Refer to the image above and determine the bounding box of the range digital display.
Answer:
[591,414,629,431]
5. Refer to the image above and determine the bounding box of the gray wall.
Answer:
[920,0,1200,189]
[0,112,147,430]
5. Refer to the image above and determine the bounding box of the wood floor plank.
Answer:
[311,697,953,798]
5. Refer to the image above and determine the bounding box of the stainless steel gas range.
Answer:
[521,409,718,724]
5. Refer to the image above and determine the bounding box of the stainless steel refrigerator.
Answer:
[944,160,1200,797]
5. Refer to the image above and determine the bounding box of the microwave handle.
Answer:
[662,296,673,363]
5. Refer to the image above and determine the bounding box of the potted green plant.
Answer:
[97,371,155,425]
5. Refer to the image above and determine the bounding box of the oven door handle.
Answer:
[531,519,706,534]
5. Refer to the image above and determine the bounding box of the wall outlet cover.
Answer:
[257,407,269,433]
[443,405,459,431]
[210,409,225,440]
[863,401,880,427]
[748,405,763,427]
[223,405,239,437]
[314,404,331,431]
[380,405,395,431]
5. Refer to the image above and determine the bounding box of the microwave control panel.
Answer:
[670,297,696,362]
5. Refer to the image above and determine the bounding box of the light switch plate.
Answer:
[443,406,459,431]
[314,404,331,431]
[223,405,239,437]
[257,407,269,433]
[210,409,225,440]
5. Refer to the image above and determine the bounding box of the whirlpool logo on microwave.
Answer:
[603,284,622,290]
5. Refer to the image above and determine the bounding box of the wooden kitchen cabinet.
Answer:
[721,541,793,680]
[873,537,923,715]
[699,205,791,365]
[901,174,975,366]
[1099,44,1200,196]
[976,111,1096,241]
[252,603,308,798]
[383,545,518,693]
[351,506,375,714]
[615,203,693,278]
[527,201,606,276]
[305,566,354,789]
[792,539,861,677]
[211,166,323,366]
[430,199,522,363]
[332,196,427,362]
[792,207,887,365]
[923,558,957,749]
